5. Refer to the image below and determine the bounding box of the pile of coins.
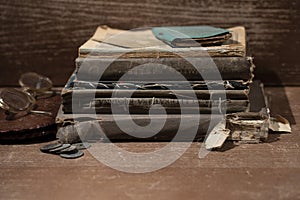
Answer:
[40,142,91,159]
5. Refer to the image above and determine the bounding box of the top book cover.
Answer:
[79,25,246,58]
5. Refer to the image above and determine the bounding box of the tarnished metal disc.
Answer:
[57,145,78,154]
[73,142,91,150]
[40,143,62,153]
[49,144,71,153]
[60,150,84,159]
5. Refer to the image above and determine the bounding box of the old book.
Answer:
[75,56,254,81]
[56,81,268,143]
[62,89,249,101]
[62,98,249,114]
[64,79,250,91]
[78,25,246,58]
[62,74,250,99]
[62,76,249,100]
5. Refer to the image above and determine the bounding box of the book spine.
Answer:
[75,57,254,82]
[62,98,249,114]
[56,111,267,142]
[56,114,222,141]
[78,46,246,58]
[62,89,249,101]
[73,98,248,107]
[65,80,249,90]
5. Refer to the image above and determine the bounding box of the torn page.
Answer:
[269,115,291,133]
[205,120,230,149]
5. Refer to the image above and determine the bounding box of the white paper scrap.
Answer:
[205,120,230,150]
[269,115,291,133]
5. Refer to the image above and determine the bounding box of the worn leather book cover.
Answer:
[78,25,246,58]
[62,98,249,114]
[61,74,250,98]
[62,88,249,101]
[61,73,250,115]
[75,56,254,82]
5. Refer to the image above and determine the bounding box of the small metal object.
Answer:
[73,142,91,150]
[40,143,62,153]
[60,150,84,159]
[57,145,78,154]
[49,144,71,153]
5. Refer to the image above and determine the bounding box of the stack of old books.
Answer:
[56,25,269,144]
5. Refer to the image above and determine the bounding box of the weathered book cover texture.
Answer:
[75,57,254,81]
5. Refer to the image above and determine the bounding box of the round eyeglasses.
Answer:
[18,72,58,99]
[0,88,53,120]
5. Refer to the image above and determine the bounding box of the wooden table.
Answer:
[0,87,299,200]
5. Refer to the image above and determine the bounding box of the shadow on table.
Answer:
[265,86,296,125]
[0,128,57,145]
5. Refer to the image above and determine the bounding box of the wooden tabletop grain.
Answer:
[0,87,299,200]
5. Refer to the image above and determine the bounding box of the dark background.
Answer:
[1,0,299,86]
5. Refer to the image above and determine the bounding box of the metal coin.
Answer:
[40,143,62,153]
[49,144,71,154]
[73,142,91,150]
[57,145,78,154]
[60,150,84,159]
